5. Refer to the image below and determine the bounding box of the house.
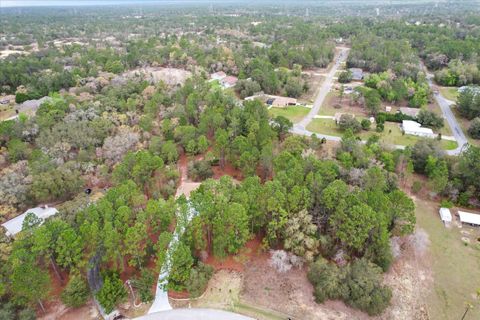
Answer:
[399,107,420,118]
[402,120,435,138]
[267,96,297,107]
[210,71,227,81]
[458,211,480,227]
[349,68,364,81]
[1,206,58,237]
[220,76,238,89]
[439,208,452,224]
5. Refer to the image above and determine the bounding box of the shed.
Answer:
[349,68,364,81]
[402,120,435,138]
[439,207,452,223]
[399,107,420,118]
[1,206,58,237]
[458,211,480,226]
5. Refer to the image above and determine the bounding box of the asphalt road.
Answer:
[424,71,469,156]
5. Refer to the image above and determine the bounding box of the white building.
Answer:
[1,206,58,236]
[402,120,435,138]
[439,207,452,224]
[458,211,480,227]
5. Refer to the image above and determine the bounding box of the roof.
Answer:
[210,71,227,80]
[270,96,297,106]
[221,76,238,86]
[458,211,480,225]
[399,107,420,118]
[1,206,58,236]
[402,120,434,135]
[349,68,363,80]
[439,208,452,222]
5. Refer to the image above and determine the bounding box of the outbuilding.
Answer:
[349,68,364,81]
[439,207,452,224]
[1,206,58,237]
[402,120,435,138]
[458,211,480,227]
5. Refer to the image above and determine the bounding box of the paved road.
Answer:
[296,47,350,130]
[424,70,469,156]
[137,308,254,320]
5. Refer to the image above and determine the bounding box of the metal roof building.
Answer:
[1,206,58,236]
[439,207,452,223]
[458,211,480,226]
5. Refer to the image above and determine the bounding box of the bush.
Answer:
[186,262,214,298]
[188,160,213,181]
[338,70,353,83]
[412,181,422,194]
[131,269,155,303]
[307,258,345,303]
[440,199,454,208]
[376,123,384,132]
[417,109,444,129]
[338,114,361,133]
[308,258,391,315]
[376,112,415,124]
[96,272,127,314]
[468,118,480,139]
[61,274,90,308]
[361,119,371,130]
[343,259,392,316]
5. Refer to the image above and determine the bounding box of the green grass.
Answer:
[440,140,458,150]
[306,118,458,150]
[439,87,459,101]
[414,199,480,320]
[269,106,311,123]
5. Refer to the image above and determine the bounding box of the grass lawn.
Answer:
[269,106,311,123]
[306,118,458,150]
[414,198,480,320]
[439,86,459,101]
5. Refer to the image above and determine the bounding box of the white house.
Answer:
[439,207,452,224]
[458,211,480,227]
[402,120,435,138]
[1,206,58,236]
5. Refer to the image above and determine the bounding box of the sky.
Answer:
[0,0,184,7]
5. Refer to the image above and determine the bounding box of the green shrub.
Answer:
[440,199,454,208]
[131,269,155,303]
[412,181,422,194]
[188,160,213,181]
[361,119,371,130]
[96,271,127,314]
[61,274,90,308]
[187,262,214,298]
